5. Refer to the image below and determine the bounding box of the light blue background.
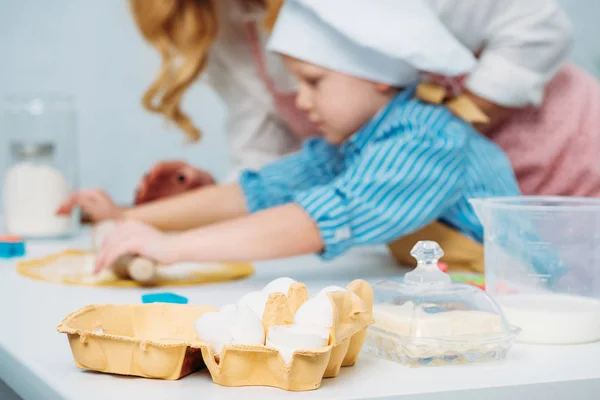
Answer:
[1,0,599,204]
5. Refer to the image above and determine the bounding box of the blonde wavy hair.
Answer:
[129,0,283,142]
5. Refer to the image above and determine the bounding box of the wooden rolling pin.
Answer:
[92,220,158,284]
[111,254,158,284]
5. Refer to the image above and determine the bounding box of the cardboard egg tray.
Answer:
[57,279,374,391]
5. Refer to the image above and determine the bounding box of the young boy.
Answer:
[83,0,521,272]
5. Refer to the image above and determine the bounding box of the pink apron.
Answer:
[486,64,600,197]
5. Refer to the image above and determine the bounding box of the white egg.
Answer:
[219,304,238,313]
[194,305,266,354]
[230,305,265,345]
[262,277,297,295]
[193,311,232,354]
[237,291,270,319]
[294,296,334,328]
[267,324,330,347]
[266,324,330,364]
[316,286,347,298]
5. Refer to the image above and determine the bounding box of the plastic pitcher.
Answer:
[470,196,600,344]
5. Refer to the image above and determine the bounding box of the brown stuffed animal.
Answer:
[134,161,216,205]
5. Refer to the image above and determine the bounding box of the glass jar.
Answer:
[2,93,80,238]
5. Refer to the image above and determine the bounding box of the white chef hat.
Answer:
[267,0,477,86]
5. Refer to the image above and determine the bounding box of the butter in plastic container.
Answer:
[364,240,521,367]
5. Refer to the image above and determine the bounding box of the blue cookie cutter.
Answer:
[0,236,25,259]
[141,292,189,304]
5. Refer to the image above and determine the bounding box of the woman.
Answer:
[131,0,305,204]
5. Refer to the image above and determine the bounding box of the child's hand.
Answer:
[94,220,179,274]
[56,189,123,222]
[134,161,216,205]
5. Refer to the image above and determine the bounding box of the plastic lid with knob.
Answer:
[365,240,521,367]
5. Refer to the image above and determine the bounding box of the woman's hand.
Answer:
[56,189,123,222]
[135,160,216,205]
[94,220,179,274]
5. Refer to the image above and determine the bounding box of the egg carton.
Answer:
[56,303,215,380]
[57,279,374,391]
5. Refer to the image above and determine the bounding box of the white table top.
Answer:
[1,230,599,400]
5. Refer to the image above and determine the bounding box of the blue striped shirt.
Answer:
[239,86,521,260]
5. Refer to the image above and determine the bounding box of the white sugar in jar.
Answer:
[3,154,73,237]
[2,94,80,239]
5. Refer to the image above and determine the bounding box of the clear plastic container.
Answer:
[2,93,80,238]
[470,196,600,344]
[364,241,520,367]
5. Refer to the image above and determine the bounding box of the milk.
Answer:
[498,294,600,344]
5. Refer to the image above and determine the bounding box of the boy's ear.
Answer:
[374,83,394,93]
